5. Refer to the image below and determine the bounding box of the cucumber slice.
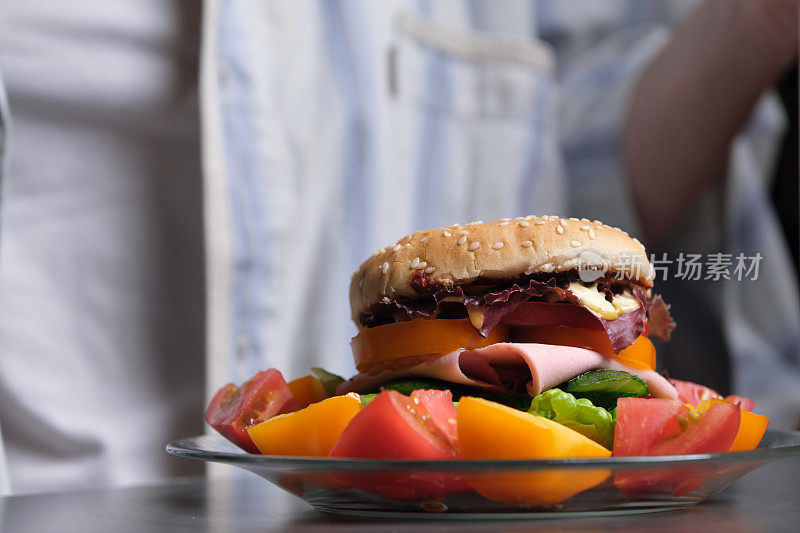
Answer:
[561,369,648,410]
[381,378,456,396]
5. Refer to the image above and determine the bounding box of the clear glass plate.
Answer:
[167,429,800,519]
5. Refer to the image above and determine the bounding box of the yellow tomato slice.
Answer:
[614,335,657,371]
[351,318,509,372]
[698,399,769,452]
[246,393,361,456]
[512,326,656,371]
[287,375,328,409]
[457,397,611,505]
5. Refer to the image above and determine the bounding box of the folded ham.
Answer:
[337,343,678,401]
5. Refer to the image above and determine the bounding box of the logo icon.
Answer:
[578,250,608,283]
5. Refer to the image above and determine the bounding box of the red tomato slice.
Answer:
[613,398,689,456]
[330,390,469,499]
[331,390,456,460]
[409,389,459,451]
[653,402,740,455]
[205,369,299,453]
[671,379,756,412]
[724,395,755,412]
[669,378,722,406]
[613,398,740,497]
[670,379,756,410]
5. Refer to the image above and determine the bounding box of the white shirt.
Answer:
[0,0,796,494]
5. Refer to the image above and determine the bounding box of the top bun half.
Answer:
[350,216,653,324]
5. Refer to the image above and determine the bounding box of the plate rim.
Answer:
[166,428,800,471]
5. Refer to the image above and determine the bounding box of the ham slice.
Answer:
[337,343,678,400]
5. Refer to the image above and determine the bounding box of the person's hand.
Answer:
[624,0,798,245]
[744,0,799,37]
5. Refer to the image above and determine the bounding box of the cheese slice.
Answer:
[568,282,640,320]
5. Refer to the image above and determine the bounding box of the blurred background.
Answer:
[0,0,797,496]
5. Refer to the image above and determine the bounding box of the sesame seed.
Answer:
[468,242,480,251]
[380,261,389,273]
[525,215,535,219]
[392,244,402,252]
[556,225,565,234]
[535,220,546,226]
[588,229,596,240]
[417,261,427,269]
[570,240,581,248]
[458,235,467,245]
[514,216,524,221]
[425,266,436,274]
[420,235,429,243]
[501,217,511,221]
[469,220,484,225]
[410,257,420,268]
[381,296,391,304]
[359,277,364,289]
[518,220,530,227]
[550,216,559,221]
[405,243,412,248]
[521,240,533,247]
[559,219,567,227]
[580,225,590,230]
[570,217,579,221]
[451,223,461,227]
[492,242,504,250]
[581,218,590,222]
[499,221,510,226]
[443,231,451,237]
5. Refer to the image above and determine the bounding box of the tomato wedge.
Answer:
[330,390,469,499]
[205,369,299,453]
[331,390,457,460]
[612,398,689,456]
[724,395,755,412]
[408,389,459,451]
[670,378,722,405]
[513,326,656,371]
[614,398,740,457]
[698,399,769,452]
[613,398,740,497]
[351,318,509,372]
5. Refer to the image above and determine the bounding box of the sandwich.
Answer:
[339,216,677,402]
[205,215,764,482]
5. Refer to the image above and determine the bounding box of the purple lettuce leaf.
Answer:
[360,278,674,353]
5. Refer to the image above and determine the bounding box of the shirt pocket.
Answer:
[388,11,565,229]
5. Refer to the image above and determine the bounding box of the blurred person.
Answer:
[0,0,796,495]
[0,1,205,494]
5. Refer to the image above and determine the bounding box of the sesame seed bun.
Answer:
[350,216,653,325]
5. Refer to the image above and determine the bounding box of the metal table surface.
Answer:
[2,457,799,533]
